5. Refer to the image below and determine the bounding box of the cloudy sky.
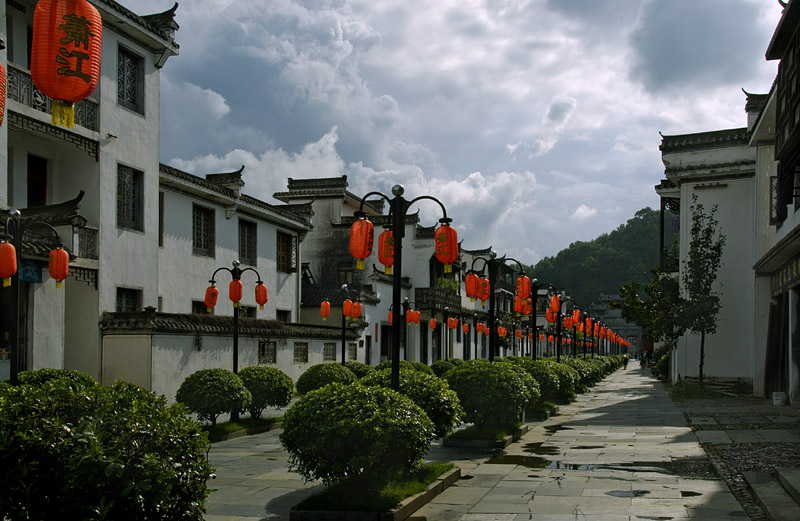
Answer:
[135,0,782,264]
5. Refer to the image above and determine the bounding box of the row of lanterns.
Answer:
[0,241,69,288]
[204,280,268,312]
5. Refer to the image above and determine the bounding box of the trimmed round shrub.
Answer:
[430,359,455,378]
[344,360,375,379]
[238,366,293,418]
[375,359,435,375]
[444,359,533,433]
[18,368,97,389]
[295,363,357,395]
[497,360,541,410]
[280,383,434,487]
[543,360,579,400]
[176,368,252,426]
[361,368,464,438]
[0,379,214,520]
[506,357,561,402]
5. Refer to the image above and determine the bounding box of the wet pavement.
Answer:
[203,365,800,521]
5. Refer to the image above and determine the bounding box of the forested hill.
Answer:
[530,207,660,307]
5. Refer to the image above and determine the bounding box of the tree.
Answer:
[613,267,684,349]
[681,195,726,386]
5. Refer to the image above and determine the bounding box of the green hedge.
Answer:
[280,383,434,488]
[0,376,213,520]
[238,366,293,418]
[295,363,357,395]
[344,360,375,379]
[176,368,252,426]
[375,359,435,375]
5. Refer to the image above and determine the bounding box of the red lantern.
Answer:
[463,323,469,334]
[204,285,218,312]
[515,275,531,299]
[413,310,421,325]
[546,308,556,325]
[514,295,524,316]
[522,298,532,317]
[388,311,393,325]
[465,272,479,302]
[48,247,69,288]
[377,228,394,275]
[429,318,437,330]
[477,277,490,307]
[349,213,374,270]
[229,280,243,305]
[548,335,554,343]
[564,317,573,329]
[1,240,17,287]
[255,282,268,309]
[572,309,581,323]
[343,298,353,319]
[434,221,458,273]
[0,63,6,128]
[406,308,414,324]
[476,322,485,333]
[448,317,458,329]
[31,0,103,129]
[539,333,544,342]
[549,294,560,313]
[351,301,362,319]
[515,329,522,340]
[320,300,331,321]
[528,332,533,341]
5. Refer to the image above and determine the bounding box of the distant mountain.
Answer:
[530,208,660,307]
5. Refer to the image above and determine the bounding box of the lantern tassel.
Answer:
[55,280,63,289]
[444,263,452,273]
[2,278,9,287]
[51,100,75,129]
[356,259,365,270]
[385,266,392,275]
[259,304,264,310]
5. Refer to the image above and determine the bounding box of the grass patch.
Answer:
[294,462,454,512]
[201,416,280,437]
[669,382,725,401]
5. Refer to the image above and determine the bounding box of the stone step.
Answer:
[777,468,800,506]
[743,471,800,521]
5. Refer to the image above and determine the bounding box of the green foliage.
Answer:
[430,359,456,378]
[175,368,252,426]
[361,368,464,438]
[18,368,97,389]
[237,366,293,419]
[537,359,579,401]
[443,359,533,433]
[375,359,435,375]
[655,352,670,380]
[344,360,375,379]
[560,358,606,387]
[435,277,460,292]
[0,379,214,520]
[505,357,560,402]
[682,195,726,386]
[295,363,357,395]
[613,267,684,347]
[532,207,660,306]
[279,383,434,487]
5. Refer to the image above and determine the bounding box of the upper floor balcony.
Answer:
[7,62,99,132]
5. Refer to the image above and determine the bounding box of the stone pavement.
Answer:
[203,365,800,521]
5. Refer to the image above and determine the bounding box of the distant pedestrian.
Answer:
[622,354,629,369]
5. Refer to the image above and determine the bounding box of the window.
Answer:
[276,309,291,323]
[323,342,337,362]
[240,306,257,319]
[192,301,208,314]
[118,46,144,113]
[193,205,215,256]
[117,165,144,231]
[338,262,353,285]
[239,219,257,265]
[277,232,296,273]
[27,154,47,208]
[293,342,309,363]
[259,341,277,364]
[348,342,357,361]
[116,288,142,312]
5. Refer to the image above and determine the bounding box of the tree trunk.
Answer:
[699,331,705,387]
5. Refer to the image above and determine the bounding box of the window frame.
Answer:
[293,342,309,363]
[117,45,144,114]
[192,204,215,257]
[259,340,277,364]
[323,342,337,362]
[277,231,297,273]
[238,218,257,266]
[117,164,144,232]
[116,287,142,313]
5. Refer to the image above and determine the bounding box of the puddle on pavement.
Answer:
[571,445,604,450]
[680,490,701,497]
[522,442,560,455]
[486,454,550,468]
[634,517,673,520]
[482,457,717,479]
[606,489,651,498]
[544,424,571,433]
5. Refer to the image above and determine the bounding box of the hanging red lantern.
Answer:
[320,300,331,321]
[448,317,458,329]
[429,318,437,330]
[413,310,421,325]
[463,323,469,334]
[343,298,353,319]
[0,63,6,128]
[48,246,69,288]
[522,297,532,317]
[434,220,458,273]
[549,294,560,313]
[377,228,394,275]
[31,0,103,129]
[204,285,218,312]
[572,309,581,323]
[406,308,414,324]
[388,311,393,325]
[528,332,533,341]
[515,275,531,299]
[351,301,362,319]
[477,277,490,307]
[515,329,522,339]
[514,295,524,316]
[229,280,243,307]
[465,272,479,302]
[1,240,17,287]
[548,335,554,343]
[349,212,374,270]
[546,308,556,325]
[254,282,268,309]
[539,333,545,342]
[476,322,485,333]
[564,317,573,329]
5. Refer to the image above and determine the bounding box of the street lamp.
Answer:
[351,185,455,391]
[203,260,267,375]
[1,209,70,384]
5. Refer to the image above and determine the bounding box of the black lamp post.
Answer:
[354,185,451,391]
[554,296,577,363]
[1,209,67,385]
[338,284,361,365]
